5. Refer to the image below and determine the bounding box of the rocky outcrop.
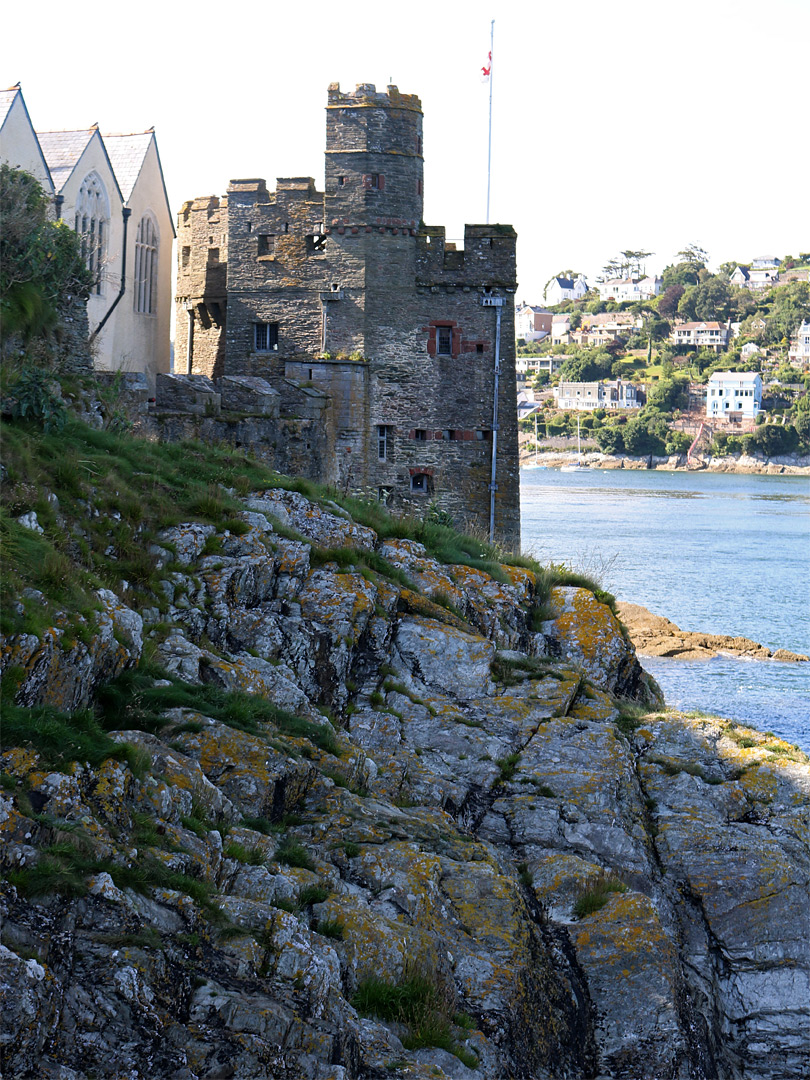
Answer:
[1,492,808,1080]
[617,601,810,662]
[0,588,144,711]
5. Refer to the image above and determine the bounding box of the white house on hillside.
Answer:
[544,275,588,305]
[729,258,781,292]
[0,84,173,389]
[789,320,810,365]
[515,303,552,342]
[551,313,571,344]
[706,371,762,420]
[515,354,565,380]
[597,276,662,303]
[555,379,642,411]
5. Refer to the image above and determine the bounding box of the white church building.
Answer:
[0,85,173,388]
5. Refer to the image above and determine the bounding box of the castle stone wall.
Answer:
[176,83,520,545]
[175,195,228,379]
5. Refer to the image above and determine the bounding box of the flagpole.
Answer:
[486,18,494,224]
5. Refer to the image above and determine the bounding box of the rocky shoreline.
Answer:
[616,601,809,662]
[521,449,810,474]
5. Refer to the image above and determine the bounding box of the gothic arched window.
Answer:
[74,172,109,295]
[133,214,159,315]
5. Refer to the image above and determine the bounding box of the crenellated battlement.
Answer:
[175,83,520,544]
[326,82,422,113]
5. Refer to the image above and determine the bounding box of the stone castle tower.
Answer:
[175,83,520,545]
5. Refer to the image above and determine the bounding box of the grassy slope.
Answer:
[1,414,612,644]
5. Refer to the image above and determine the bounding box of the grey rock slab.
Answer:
[394,616,495,699]
[247,489,377,551]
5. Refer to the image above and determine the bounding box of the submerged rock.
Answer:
[617,601,809,662]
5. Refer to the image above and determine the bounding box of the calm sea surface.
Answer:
[520,467,810,752]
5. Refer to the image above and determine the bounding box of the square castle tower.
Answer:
[175,83,520,545]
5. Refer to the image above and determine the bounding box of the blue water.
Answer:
[520,468,810,751]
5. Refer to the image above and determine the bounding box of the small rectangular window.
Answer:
[414,429,427,441]
[410,472,430,494]
[207,248,219,265]
[182,246,190,269]
[257,234,274,256]
[254,322,278,352]
[363,173,384,190]
[436,326,452,356]
[377,424,390,461]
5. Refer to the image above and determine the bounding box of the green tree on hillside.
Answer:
[676,275,733,323]
[644,376,689,413]
[762,281,810,344]
[677,244,709,268]
[600,249,654,281]
[0,165,92,350]
[558,351,614,383]
[662,262,702,289]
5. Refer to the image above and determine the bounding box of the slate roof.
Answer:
[675,322,725,331]
[709,370,758,379]
[103,132,153,202]
[0,87,19,128]
[36,129,96,191]
[555,277,574,289]
[589,312,637,325]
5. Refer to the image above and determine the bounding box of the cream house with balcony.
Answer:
[670,321,729,352]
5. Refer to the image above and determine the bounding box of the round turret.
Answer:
[324,83,423,229]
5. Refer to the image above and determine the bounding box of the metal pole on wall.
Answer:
[486,19,494,224]
[483,293,504,543]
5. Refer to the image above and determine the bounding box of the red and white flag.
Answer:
[481,50,492,80]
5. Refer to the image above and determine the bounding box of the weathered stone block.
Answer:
[217,376,279,416]
[95,371,151,413]
[155,373,221,415]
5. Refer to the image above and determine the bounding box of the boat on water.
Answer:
[560,415,589,472]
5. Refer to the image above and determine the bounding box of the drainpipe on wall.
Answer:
[90,207,131,344]
[186,303,195,374]
[482,293,504,543]
[54,194,64,221]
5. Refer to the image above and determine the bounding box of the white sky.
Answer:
[4,0,808,304]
